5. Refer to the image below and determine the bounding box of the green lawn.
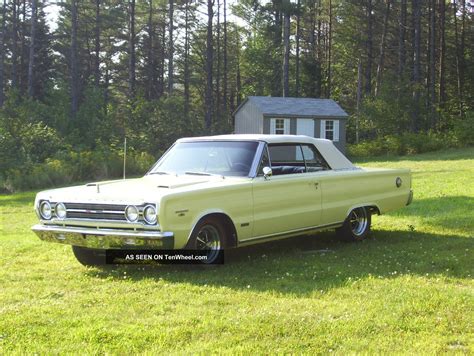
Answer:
[1,148,473,354]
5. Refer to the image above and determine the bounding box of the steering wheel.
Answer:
[232,162,251,172]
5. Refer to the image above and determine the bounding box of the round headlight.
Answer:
[144,205,157,224]
[55,203,67,219]
[39,201,52,220]
[125,205,139,222]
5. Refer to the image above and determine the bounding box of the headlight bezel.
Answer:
[125,205,139,223]
[143,204,158,225]
[55,202,67,220]
[39,200,52,220]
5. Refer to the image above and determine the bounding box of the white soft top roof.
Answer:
[177,134,354,170]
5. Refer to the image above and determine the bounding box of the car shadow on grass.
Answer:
[85,229,472,296]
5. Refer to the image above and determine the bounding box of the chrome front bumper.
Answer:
[32,224,174,249]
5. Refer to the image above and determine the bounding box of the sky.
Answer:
[43,1,250,32]
[44,3,61,31]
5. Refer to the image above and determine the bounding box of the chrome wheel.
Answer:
[336,207,371,242]
[195,224,222,263]
[349,207,369,236]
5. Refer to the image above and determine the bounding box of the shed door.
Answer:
[296,118,315,137]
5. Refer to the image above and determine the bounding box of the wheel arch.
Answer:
[187,211,238,248]
[345,203,380,218]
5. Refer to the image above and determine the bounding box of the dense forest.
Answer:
[0,0,472,191]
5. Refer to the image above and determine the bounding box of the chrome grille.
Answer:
[61,202,128,221]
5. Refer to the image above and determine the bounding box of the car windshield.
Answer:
[149,141,259,177]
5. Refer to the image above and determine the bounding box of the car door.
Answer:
[250,143,323,238]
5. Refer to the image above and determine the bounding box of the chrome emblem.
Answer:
[396,177,402,188]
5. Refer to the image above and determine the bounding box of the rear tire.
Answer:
[72,246,106,266]
[187,217,226,264]
[336,207,371,242]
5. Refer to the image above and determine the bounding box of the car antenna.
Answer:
[123,137,127,180]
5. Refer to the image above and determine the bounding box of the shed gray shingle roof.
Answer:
[236,96,349,118]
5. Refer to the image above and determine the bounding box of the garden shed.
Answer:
[234,96,349,153]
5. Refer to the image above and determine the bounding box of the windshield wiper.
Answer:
[149,171,170,175]
[184,171,212,176]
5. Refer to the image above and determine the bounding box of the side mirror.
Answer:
[262,166,272,179]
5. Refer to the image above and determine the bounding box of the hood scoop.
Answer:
[85,180,124,187]
[152,176,212,190]
[86,182,102,193]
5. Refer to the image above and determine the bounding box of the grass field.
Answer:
[0,148,473,354]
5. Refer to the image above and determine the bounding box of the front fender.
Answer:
[159,182,253,249]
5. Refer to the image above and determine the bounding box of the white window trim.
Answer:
[270,118,290,135]
[320,119,339,142]
[333,120,339,142]
[283,119,290,134]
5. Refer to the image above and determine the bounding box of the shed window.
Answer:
[325,120,334,140]
[320,120,339,142]
[270,118,290,135]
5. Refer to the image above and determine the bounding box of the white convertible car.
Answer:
[32,135,413,265]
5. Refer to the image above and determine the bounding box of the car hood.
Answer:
[36,174,236,205]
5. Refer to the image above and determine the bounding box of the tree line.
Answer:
[0,0,472,189]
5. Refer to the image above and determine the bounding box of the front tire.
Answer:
[72,246,106,266]
[187,217,226,264]
[336,207,371,242]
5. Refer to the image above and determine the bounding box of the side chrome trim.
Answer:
[239,222,344,245]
